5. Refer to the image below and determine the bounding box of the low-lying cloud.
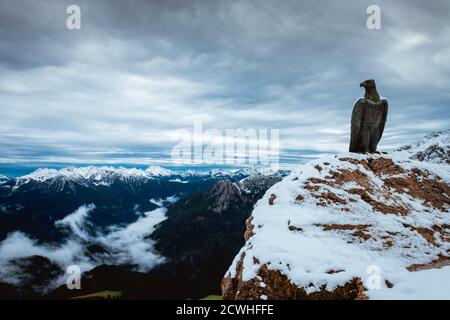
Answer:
[0,204,168,288]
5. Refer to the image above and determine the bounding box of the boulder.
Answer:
[222,152,450,300]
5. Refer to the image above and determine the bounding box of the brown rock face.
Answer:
[244,216,255,241]
[222,255,367,300]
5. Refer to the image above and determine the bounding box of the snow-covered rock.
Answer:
[222,152,450,300]
[396,129,449,164]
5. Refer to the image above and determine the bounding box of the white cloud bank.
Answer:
[0,204,168,287]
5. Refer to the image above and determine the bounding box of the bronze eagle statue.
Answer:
[349,79,388,153]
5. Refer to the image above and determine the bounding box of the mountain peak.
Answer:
[396,129,450,164]
[144,166,175,176]
[207,180,244,213]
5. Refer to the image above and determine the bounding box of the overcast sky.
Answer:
[0,0,449,170]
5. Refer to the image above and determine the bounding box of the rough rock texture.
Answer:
[222,152,450,300]
[222,254,367,300]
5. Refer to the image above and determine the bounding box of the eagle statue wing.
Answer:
[377,99,388,142]
[351,98,365,131]
[349,98,365,151]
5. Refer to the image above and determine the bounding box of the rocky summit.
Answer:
[222,134,450,300]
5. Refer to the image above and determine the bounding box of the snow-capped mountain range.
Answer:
[396,129,449,164]
[21,166,174,182]
[1,165,285,187]
[0,163,286,243]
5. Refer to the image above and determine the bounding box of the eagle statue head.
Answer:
[360,79,376,89]
[359,79,380,102]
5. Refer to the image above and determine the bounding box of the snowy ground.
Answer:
[367,266,450,300]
